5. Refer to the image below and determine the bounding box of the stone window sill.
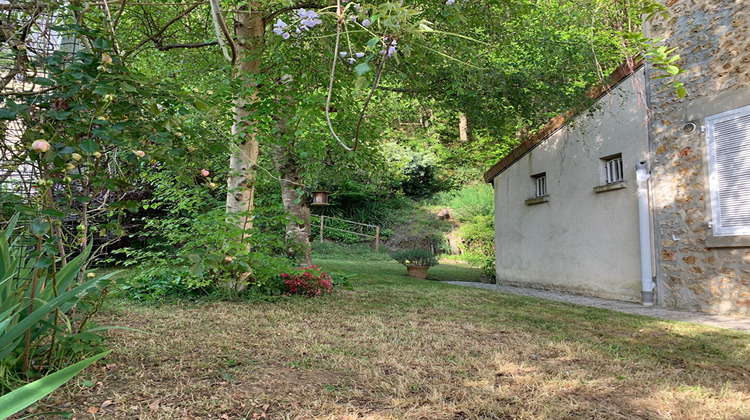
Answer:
[525,195,550,206]
[593,181,627,193]
[705,234,750,248]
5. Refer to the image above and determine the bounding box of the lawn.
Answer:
[24,259,750,419]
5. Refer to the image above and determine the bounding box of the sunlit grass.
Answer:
[28,259,750,419]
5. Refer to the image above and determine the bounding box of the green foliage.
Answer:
[0,220,111,393]
[312,242,392,262]
[456,215,494,257]
[329,271,355,290]
[391,249,439,267]
[440,184,494,221]
[119,266,206,302]
[120,208,293,291]
[399,150,447,198]
[0,351,110,419]
[435,184,495,262]
[481,255,496,277]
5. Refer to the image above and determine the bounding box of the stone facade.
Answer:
[646,0,750,314]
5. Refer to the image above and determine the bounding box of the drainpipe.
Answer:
[636,160,655,306]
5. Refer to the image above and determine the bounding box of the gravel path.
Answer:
[444,281,750,334]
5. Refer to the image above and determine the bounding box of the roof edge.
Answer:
[483,59,645,184]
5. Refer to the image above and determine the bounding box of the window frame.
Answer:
[604,156,624,184]
[705,104,750,237]
[533,172,547,197]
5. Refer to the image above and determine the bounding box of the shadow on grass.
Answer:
[315,258,750,390]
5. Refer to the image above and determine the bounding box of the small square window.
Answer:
[597,153,624,186]
[604,155,623,184]
[532,173,547,197]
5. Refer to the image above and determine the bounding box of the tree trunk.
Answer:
[272,141,313,266]
[226,4,264,245]
[459,112,468,142]
[224,4,264,290]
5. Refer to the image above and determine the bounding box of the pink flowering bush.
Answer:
[282,265,333,297]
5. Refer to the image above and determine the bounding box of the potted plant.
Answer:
[480,256,496,284]
[391,249,439,279]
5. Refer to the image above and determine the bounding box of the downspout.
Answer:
[636,160,655,306]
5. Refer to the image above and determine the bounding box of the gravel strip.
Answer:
[444,281,750,334]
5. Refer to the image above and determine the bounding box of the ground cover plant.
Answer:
[16,259,750,419]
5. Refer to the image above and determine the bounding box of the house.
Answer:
[484,0,750,315]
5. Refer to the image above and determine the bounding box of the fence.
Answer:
[312,215,381,253]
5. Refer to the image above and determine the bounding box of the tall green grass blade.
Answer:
[2,213,20,241]
[0,350,110,419]
[0,278,100,361]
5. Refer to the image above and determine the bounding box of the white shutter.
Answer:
[706,104,750,236]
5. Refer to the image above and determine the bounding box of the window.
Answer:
[533,173,547,197]
[706,104,750,236]
[598,153,624,184]
[604,156,624,184]
[594,153,627,193]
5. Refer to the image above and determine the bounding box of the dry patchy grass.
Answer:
[23,259,750,419]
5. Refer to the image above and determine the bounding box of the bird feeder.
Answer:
[311,191,330,206]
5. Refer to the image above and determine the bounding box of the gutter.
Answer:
[636,161,655,306]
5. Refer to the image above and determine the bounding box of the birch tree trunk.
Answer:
[224,4,264,290]
[226,4,264,246]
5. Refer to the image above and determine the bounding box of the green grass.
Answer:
[27,258,750,420]
[322,258,482,283]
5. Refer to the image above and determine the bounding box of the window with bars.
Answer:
[533,173,547,197]
[706,104,750,236]
[605,157,624,183]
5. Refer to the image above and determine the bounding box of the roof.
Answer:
[483,59,645,183]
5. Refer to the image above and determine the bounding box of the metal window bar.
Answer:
[605,158,623,184]
[535,175,547,197]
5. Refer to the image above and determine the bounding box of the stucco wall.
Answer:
[646,0,750,314]
[493,70,649,302]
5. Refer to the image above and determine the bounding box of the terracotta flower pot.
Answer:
[406,265,430,279]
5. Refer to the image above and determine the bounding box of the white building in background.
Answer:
[485,63,650,303]
[485,0,750,316]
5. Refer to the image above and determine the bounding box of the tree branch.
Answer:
[208,0,237,65]
[123,3,202,59]
[376,85,424,94]
[156,40,218,51]
[0,85,58,96]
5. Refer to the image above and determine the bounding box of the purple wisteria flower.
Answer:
[340,51,348,57]
[298,9,322,29]
[348,58,356,64]
[445,0,455,4]
[361,18,371,27]
[385,39,397,58]
[273,19,287,36]
[282,32,291,39]
[355,52,365,58]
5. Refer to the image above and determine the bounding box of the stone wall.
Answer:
[646,0,750,314]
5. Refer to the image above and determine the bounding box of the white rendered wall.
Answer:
[492,70,649,302]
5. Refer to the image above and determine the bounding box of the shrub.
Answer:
[391,249,439,267]
[1,216,112,393]
[434,184,495,261]
[282,265,333,297]
[119,266,206,302]
[442,184,494,221]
